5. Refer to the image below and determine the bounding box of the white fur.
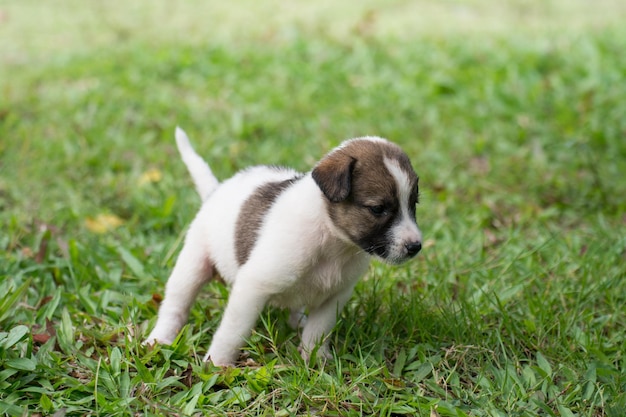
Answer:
[384,157,423,264]
[145,128,420,366]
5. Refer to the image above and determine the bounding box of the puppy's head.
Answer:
[312,137,422,264]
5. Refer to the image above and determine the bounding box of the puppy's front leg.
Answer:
[288,307,306,330]
[204,281,269,366]
[300,284,356,362]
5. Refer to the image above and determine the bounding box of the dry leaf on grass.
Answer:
[138,168,163,186]
[85,214,124,233]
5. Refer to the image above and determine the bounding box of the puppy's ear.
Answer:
[312,151,356,202]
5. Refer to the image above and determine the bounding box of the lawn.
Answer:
[1,1,625,416]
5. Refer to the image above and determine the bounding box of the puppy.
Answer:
[145,127,422,366]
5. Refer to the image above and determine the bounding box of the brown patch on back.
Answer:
[235,176,301,265]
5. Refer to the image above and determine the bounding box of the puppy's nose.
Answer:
[405,241,422,257]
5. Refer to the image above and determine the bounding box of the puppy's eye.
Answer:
[368,205,386,216]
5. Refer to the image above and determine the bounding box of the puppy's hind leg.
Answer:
[145,238,213,345]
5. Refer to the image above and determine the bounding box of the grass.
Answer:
[1,0,626,415]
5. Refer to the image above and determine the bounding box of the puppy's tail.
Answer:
[175,127,220,201]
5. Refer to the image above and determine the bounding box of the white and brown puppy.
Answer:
[145,127,422,366]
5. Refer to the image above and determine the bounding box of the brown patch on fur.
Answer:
[235,176,301,265]
[313,138,418,257]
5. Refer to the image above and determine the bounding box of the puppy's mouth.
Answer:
[364,241,422,265]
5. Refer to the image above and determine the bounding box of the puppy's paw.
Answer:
[299,343,332,365]
[203,351,236,367]
[143,329,176,346]
[203,345,239,367]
